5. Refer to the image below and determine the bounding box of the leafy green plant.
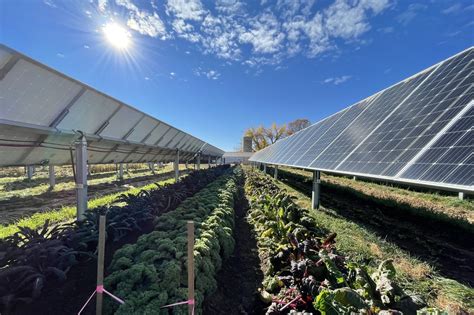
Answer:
[245,170,426,314]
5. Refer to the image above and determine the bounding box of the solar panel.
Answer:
[0,44,223,166]
[250,47,474,192]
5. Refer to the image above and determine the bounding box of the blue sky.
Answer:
[1,0,472,151]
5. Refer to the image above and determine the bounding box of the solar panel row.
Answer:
[250,47,474,191]
[0,44,223,166]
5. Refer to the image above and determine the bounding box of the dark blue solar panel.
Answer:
[249,47,474,190]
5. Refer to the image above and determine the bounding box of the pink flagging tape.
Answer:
[77,286,125,315]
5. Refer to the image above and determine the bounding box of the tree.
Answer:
[287,118,311,135]
[244,123,287,151]
[244,118,311,151]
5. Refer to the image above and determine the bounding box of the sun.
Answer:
[102,22,131,50]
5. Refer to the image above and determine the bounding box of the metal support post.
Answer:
[274,165,278,179]
[185,161,189,169]
[197,153,201,170]
[458,192,464,201]
[118,163,124,181]
[174,150,180,182]
[26,165,34,179]
[208,155,211,168]
[263,164,267,173]
[49,165,55,189]
[353,176,357,181]
[75,136,88,222]
[312,171,321,210]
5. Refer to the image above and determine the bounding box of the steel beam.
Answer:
[118,163,124,181]
[75,136,88,221]
[26,165,34,179]
[312,171,321,210]
[174,150,180,182]
[49,165,55,189]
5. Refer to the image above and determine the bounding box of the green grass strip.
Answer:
[0,177,176,239]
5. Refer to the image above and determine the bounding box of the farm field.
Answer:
[2,165,472,314]
[0,163,206,228]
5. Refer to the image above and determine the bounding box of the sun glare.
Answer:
[103,22,131,50]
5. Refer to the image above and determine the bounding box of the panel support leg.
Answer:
[458,192,464,201]
[118,163,124,181]
[49,165,55,189]
[312,171,321,210]
[197,154,201,170]
[174,150,180,182]
[263,164,267,174]
[208,155,211,168]
[274,165,278,179]
[26,165,34,180]
[75,136,88,222]
[353,176,357,181]
[185,161,189,169]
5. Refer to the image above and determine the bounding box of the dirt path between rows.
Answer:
[277,170,474,286]
[203,187,266,314]
[0,170,189,224]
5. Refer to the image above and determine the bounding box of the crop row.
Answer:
[244,169,428,315]
[0,165,230,313]
[104,166,242,314]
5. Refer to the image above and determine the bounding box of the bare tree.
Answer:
[287,118,311,136]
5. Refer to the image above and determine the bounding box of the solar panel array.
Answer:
[250,47,473,192]
[0,44,223,166]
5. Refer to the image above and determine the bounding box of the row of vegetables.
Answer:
[244,169,427,314]
[104,166,243,314]
[0,165,230,313]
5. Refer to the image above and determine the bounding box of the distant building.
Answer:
[223,151,253,164]
[242,136,253,152]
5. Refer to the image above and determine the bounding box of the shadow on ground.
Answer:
[271,168,474,287]
[203,187,266,315]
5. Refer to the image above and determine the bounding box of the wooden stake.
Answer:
[96,215,106,315]
[187,221,195,315]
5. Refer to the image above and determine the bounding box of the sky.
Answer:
[0,0,473,152]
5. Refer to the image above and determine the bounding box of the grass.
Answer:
[0,164,194,201]
[0,177,177,239]
[280,167,473,224]
[262,169,474,313]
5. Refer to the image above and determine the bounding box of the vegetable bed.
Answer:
[245,169,430,314]
[103,167,243,314]
[0,165,230,314]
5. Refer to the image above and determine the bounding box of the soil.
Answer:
[203,188,266,315]
[0,170,188,224]
[277,169,474,286]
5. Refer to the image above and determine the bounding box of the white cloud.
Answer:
[323,75,352,85]
[396,3,427,26]
[98,0,107,12]
[83,44,90,49]
[56,53,65,58]
[110,0,168,38]
[166,0,205,21]
[91,0,393,68]
[442,3,462,15]
[239,13,285,54]
[194,68,221,80]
